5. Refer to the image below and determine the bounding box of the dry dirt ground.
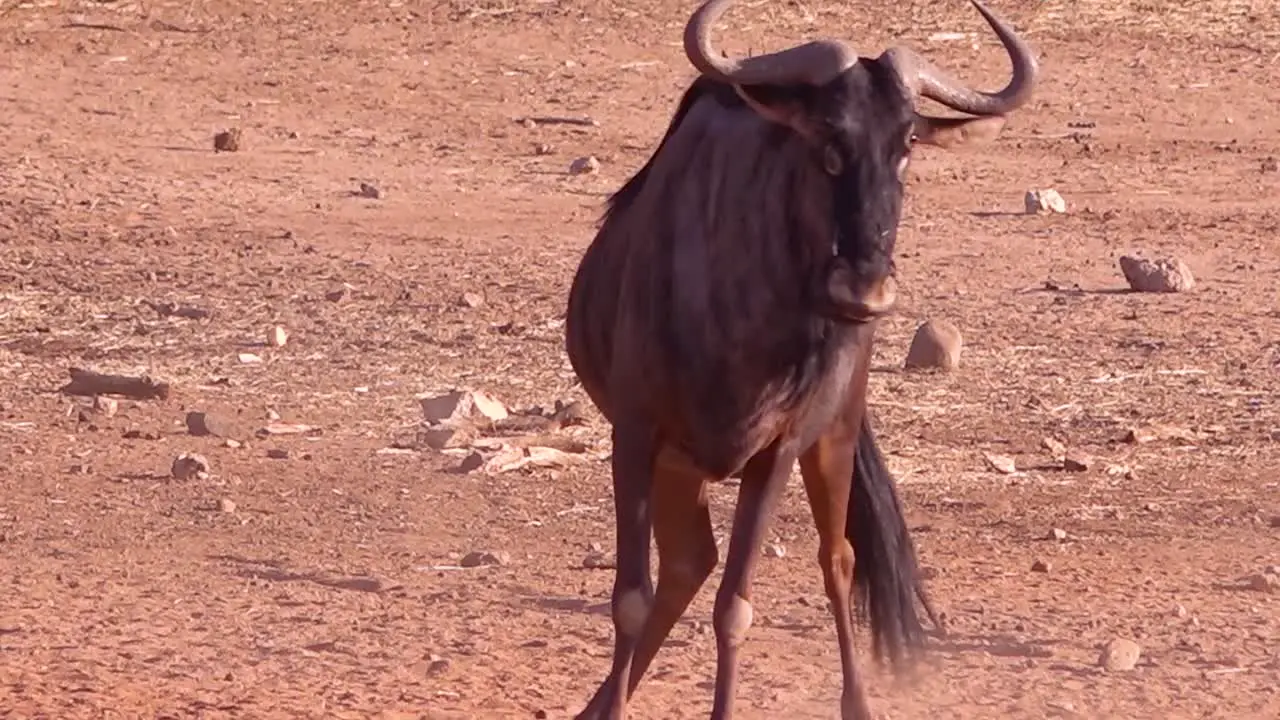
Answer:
[2,0,1279,718]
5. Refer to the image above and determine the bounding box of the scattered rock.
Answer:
[1045,699,1077,716]
[1107,463,1136,480]
[123,428,162,441]
[569,155,600,175]
[1246,572,1277,593]
[171,453,211,481]
[904,319,962,371]
[419,389,509,424]
[420,426,475,451]
[93,395,119,417]
[257,422,319,437]
[1098,638,1142,672]
[984,452,1018,474]
[1063,451,1092,472]
[550,399,587,427]
[146,301,211,320]
[1123,427,1158,444]
[455,451,485,473]
[224,439,242,449]
[534,143,553,155]
[1048,528,1068,542]
[1031,559,1051,573]
[1172,603,1188,618]
[213,127,241,152]
[1024,188,1067,214]
[582,551,614,569]
[1119,255,1195,293]
[325,287,349,302]
[218,498,237,513]
[1041,437,1066,458]
[357,182,381,199]
[185,411,222,437]
[484,445,588,473]
[459,292,485,308]
[266,448,290,460]
[460,550,509,568]
[237,352,263,364]
[269,326,289,347]
[1122,424,1196,445]
[763,543,787,558]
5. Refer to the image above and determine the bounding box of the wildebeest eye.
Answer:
[822,144,843,175]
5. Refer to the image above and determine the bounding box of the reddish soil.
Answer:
[2,1,1278,718]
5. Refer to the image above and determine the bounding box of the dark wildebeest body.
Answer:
[564,1,1040,718]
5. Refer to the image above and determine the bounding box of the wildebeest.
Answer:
[563,0,1039,717]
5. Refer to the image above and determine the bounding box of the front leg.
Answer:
[709,440,798,720]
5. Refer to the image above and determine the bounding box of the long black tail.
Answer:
[848,412,942,670]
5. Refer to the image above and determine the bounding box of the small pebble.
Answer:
[185,411,221,437]
[1063,451,1091,472]
[269,326,289,347]
[93,396,119,417]
[905,319,962,371]
[1098,638,1141,672]
[1031,559,1051,573]
[1119,255,1195,293]
[569,155,600,175]
[1024,188,1067,214]
[1246,572,1276,593]
[213,128,241,152]
[582,552,614,569]
[171,453,211,481]
[461,550,509,568]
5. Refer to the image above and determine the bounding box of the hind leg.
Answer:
[574,422,658,720]
[624,444,719,697]
[799,427,871,720]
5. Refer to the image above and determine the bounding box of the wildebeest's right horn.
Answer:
[883,0,1039,116]
[683,0,858,87]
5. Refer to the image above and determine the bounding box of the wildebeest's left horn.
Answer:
[683,0,858,87]
[883,0,1039,116]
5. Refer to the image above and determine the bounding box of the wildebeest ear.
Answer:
[733,84,818,138]
[913,114,1008,149]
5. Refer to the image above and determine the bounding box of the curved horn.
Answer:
[683,0,859,87]
[883,0,1039,116]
